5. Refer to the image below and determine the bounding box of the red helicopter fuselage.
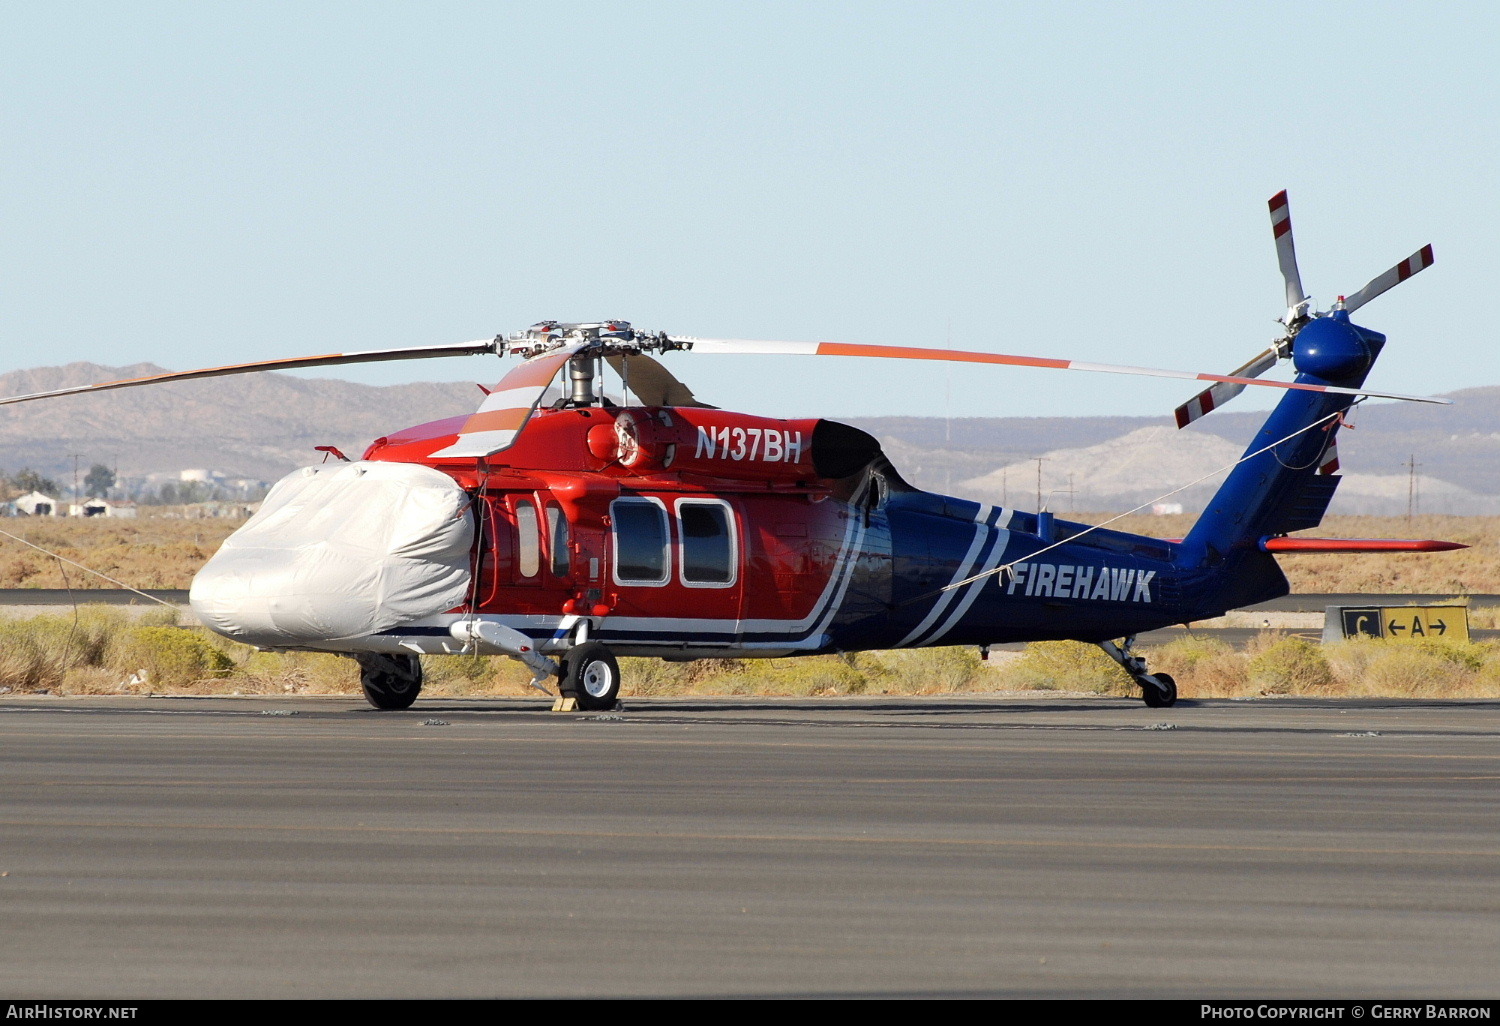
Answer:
[365,404,867,659]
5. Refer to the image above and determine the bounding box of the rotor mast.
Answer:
[504,320,683,408]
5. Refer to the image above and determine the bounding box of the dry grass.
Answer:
[1,608,1495,701]
[1141,631,1500,699]
[0,515,241,589]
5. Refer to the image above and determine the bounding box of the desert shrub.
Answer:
[619,658,705,697]
[710,654,867,696]
[852,646,984,694]
[1326,637,1499,697]
[990,640,1135,695]
[0,623,64,691]
[423,651,500,686]
[420,652,542,696]
[1474,649,1500,695]
[114,625,233,688]
[1146,635,1249,696]
[231,649,360,695]
[1247,635,1333,694]
[1406,637,1489,672]
[0,608,130,692]
[1356,646,1467,697]
[136,605,182,627]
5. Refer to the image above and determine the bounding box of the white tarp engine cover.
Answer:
[190,461,474,647]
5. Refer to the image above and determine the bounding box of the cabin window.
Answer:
[546,504,570,577]
[611,498,670,586]
[677,500,736,587]
[516,500,540,579]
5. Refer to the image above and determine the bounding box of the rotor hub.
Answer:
[1291,312,1371,382]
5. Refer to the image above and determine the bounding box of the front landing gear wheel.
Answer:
[562,642,620,711]
[1140,672,1177,708]
[356,653,424,710]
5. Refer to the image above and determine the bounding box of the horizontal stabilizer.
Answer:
[1260,537,1468,553]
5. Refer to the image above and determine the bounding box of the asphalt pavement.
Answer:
[1,694,1497,998]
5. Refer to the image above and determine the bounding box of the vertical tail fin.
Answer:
[1179,312,1382,606]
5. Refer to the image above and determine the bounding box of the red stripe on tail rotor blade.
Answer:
[1269,190,1289,213]
[1399,244,1436,280]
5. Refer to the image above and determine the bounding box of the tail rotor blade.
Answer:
[1173,346,1281,428]
[1342,244,1435,314]
[1269,190,1307,316]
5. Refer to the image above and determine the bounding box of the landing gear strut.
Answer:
[355,652,424,710]
[1098,636,1177,708]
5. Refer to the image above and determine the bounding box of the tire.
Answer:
[1140,672,1177,708]
[357,653,424,711]
[562,642,620,711]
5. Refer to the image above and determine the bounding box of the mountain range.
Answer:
[2,362,1496,515]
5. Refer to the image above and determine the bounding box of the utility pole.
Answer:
[1034,457,1046,512]
[1405,454,1420,522]
[68,453,83,512]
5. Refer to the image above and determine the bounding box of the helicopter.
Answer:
[0,192,1462,711]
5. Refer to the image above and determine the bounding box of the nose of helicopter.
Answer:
[189,461,474,648]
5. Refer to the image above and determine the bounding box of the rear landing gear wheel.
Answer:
[1140,672,1177,708]
[356,653,424,710]
[562,642,620,711]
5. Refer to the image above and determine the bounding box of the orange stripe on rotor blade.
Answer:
[456,407,533,434]
[816,342,1070,370]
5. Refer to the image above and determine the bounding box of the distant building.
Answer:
[182,500,255,519]
[1152,502,1184,516]
[13,491,60,516]
[179,469,226,483]
[71,498,139,519]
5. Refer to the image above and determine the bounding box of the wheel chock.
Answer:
[551,696,577,713]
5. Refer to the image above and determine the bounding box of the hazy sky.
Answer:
[3,1,1494,422]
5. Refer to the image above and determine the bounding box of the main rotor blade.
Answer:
[0,340,500,408]
[673,336,1452,406]
[429,341,590,458]
[1173,346,1281,428]
[1269,190,1306,312]
[1342,244,1435,314]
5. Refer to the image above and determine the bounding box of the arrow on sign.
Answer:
[1433,620,1446,635]
[1388,621,1407,635]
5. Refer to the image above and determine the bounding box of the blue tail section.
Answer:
[1178,311,1383,613]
